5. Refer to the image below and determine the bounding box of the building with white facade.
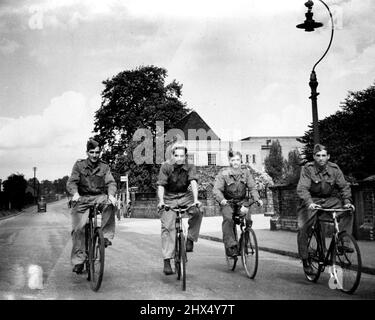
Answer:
[173,111,303,171]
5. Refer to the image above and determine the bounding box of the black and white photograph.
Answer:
[0,0,374,307]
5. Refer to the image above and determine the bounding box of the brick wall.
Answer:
[130,199,220,218]
[352,181,375,241]
[269,182,375,240]
[269,185,300,231]
[130,195,270,218]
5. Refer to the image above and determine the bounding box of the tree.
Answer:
[264,140,285,184]
[298,82,375,180]
[93,65,190,192]
[3,174,28,210]
[283,149,302,186]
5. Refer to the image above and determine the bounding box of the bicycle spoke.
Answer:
[89,228,105,292]
[304,230,322,282]
[241,229,258,279]
[334,232,361,294]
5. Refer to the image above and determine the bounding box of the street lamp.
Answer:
[296,0,334,145]
[33,167,37,204]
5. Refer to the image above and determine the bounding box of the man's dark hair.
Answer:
[86,138,100,151]
[228,150,242,159]
[172,143,188,155]
[313,144,328,155]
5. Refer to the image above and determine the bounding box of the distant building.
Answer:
[171,111,303,171]
[241,136,304,172]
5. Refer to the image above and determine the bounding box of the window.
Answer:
[187,153,195,164]
[208,153,216,166]
[252,154,256,164]
[246,154,250,163]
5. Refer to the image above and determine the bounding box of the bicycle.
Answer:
[72,199,109,292]
[159,203,198,291]
[304,208,362,294]
[224,200,259,279]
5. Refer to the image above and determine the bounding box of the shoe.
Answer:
[337,245,354,254]
[225,245,239,257]
[72,263,84,274]
[163,259,174,275]
[104,238,112,248]
[186,239,194,252]
[302,259,314,275]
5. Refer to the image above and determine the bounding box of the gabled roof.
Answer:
[174,111,220,140]
[241,136,301,141]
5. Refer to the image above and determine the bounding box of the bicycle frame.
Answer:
[162,204,197,291]
[228,200,256,234]
[313,209,350,269]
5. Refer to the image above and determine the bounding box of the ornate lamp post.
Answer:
[296,0,334,145]
[33,166,37,204]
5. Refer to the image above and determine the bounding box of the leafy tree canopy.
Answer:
[264,140,285,184]
[298,82,375,180]
[3,173,28,210]
[93,65,190,192]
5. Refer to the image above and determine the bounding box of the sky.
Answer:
[0,0,374,182]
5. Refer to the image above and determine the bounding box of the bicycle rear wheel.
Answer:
[241,228,258,279]
[304,229,323,282]
[85,223,91,280]
[335,232,361,294]
[225,224,238,271]
[89,227,105,292]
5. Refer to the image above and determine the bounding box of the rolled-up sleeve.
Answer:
[297,166,313,207]
[157,163,169,186]
[188,165,198,182]
[67,161,80,195]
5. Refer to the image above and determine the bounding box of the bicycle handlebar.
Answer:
[317,208,352,212]
[160,203,199,213]
[226,199,259,207]
[70,197,114,209]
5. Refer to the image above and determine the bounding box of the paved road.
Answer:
[1,200,374,300]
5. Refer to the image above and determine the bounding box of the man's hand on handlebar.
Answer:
[72,192,80,202]
[192,200,202,208]
[157,201,166,211]
[256,200,263,207]
[220,199,228,206]
[343,203,355,212]
[308,203,322,210]
[108,194,117,206]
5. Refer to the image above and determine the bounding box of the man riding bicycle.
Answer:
[297,144,355,275]
[67,138,117,274]
[157,142,203,275]
[213,150,263,257]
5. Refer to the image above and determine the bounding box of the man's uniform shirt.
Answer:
[157,160,198,201]
[297,161,352,207]
[67,158,117,196]
[213,167,260,204]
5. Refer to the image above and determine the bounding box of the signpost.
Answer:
[120,175,130,205]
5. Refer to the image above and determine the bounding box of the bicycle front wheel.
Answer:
[89,227,105,292]
[175,235,187,290]
[335,232,362,294]
[304,229,323,282]
[180,235,187,291]
[241,228,258,279]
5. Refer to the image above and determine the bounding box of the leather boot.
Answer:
[163,259,173,275]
